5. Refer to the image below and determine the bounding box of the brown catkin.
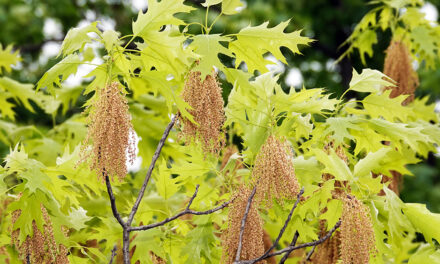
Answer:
[262,230,276,264]
[11,204,69,264]
[80,82,136,181]
[180,71,225,155]
[383,41,417,193]
[383,41,419,105]
[252,135,300,207]
[340,195,376,264]
[221,186,265,264]
[311,220,340,264]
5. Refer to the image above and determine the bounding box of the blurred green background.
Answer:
[1,0,439,211]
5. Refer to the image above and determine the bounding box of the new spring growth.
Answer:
[340,195,376,264]
[80,82,136,182]
[311,220,341,264]
[180,71,225,155]
[383,41,419,105]
[221,186,265,264]
[252,135,300,208]
[11,204,69,264]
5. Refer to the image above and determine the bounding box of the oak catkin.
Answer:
[340,195,376,264]
[383,41,419,105]
[252,135,300,208]
[180,71,225,155]
[382,41,417,193]
[311,220,340,264]
[221,186,265,264]
[80,82,136,181]
[11,204,69,264]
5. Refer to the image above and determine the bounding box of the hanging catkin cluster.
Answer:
[383,41,419,105]
[221,186,265,264]
[11,205,69,264]
[80,82,136,181]
[311,220,340,264]
[340,195,376,264]
[180,71,225,155]
[252,135,300,207]
[383,41,417,192]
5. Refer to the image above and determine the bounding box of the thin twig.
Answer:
[279,231,299,264]
[234,185,257,262]
[258,188,305,261]
[104,114,232,263]
[127,115,177,226]
[305,245,316,261]
[186,185,200,210]
[129,185,233,232]
[236,220,342,264]
[109,244,117,264]
[105,175,125,227]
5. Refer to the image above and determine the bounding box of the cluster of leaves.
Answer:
[341,0,440,67]
[0,0,439,263]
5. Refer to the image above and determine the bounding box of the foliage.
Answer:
[341,0,440,68]
[0,0,440,263]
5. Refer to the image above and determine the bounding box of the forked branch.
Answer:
[104,114,232,263]
[235,220,342,264]
[233,185,341,264]
[129,184,233,232]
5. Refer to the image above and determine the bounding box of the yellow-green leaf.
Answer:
[314,148,353,181]
[132,0,194,38]
[229,20,312,73]
[222,0,244,15]
[60,22,101,57]
[404,203,440,244]
[190,34,233,79]
[0,44,20,74]
[349,68,394,94]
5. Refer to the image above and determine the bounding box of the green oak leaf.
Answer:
[362,89,413,122]
[349,68,394,94]
[222,0,244,15]
[319,199,342,230]
[229,20,312,73]
[404,203,440,244]
[190,34,234,79]
[408,244,440,264]
[411,25,439,68]
[354,148,392,178]
[102,29,120,52]
[132,0,194,38]
[367,118,431,152]
[323,117,362,146]
[0,77,44,113]
[293,156,323,186]
[0,44,20,74]
[60,22,101,57]
[37,54,81,94]
[314,148,353,181]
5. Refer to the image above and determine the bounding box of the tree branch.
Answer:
[234,185,258,262]
[105,175,125,227]
[236,220,342,264]
[109,244,117,264]
[305,244,317,261]
[129,184,233,232]
[105,114,232,263]
[279,231,299,264]
[127,114,177,226]
[249,188,305,263]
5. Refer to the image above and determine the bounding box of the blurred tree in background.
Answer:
[1,0,439,213]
